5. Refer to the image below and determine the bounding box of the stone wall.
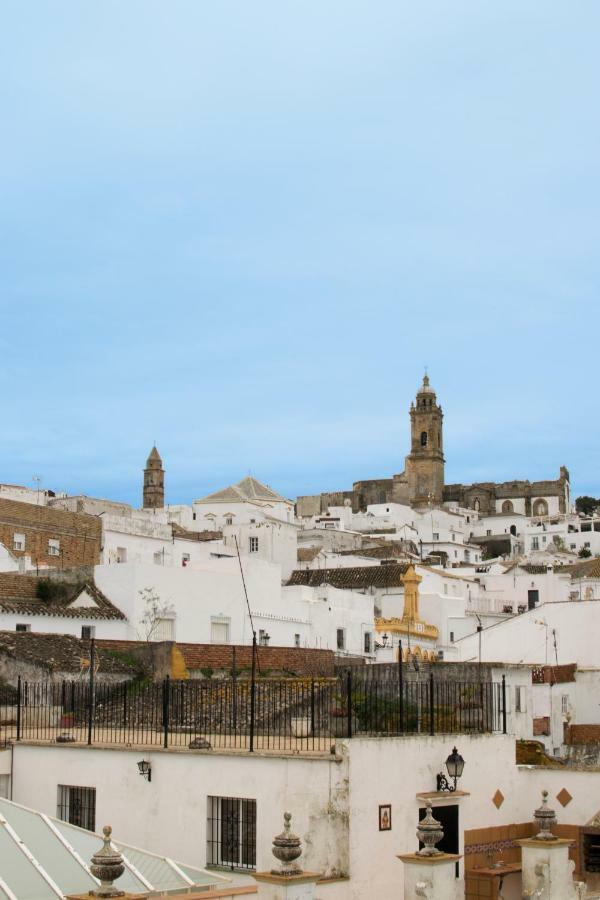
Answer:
[0,499,101,569]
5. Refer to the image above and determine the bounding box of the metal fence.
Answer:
[0,672,506,752]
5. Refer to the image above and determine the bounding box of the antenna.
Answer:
[233,535,261,671]
[32,475,42,504]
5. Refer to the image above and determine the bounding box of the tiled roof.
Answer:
[171,524,222,542]
[287,563,410,589]
[503,563,552,575]
[197,476,287,504]
[0,497,101,537]
[297,547,323,563]
[339,541,417,560]
[0,574,126,620]
[556,558,600,579]
[0,631,136,674]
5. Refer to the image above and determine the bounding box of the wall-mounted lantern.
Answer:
[137,759,152,782]
[436,746,464,792]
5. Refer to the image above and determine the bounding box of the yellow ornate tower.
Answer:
[405,374,445,508]
[375,565,439,653]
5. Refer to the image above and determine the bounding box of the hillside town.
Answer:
[0,375,599,899]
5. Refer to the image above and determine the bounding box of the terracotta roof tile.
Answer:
[287,563,410,589]
[0,574,126,620]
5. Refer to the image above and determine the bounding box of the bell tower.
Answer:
[143,445,165,509]
[405,374,445,508]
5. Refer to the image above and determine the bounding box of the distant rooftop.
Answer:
[196,475,289,504]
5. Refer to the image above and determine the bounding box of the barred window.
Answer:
[207,796,256,871]
[57,785,96,831]
[249,537,259,553]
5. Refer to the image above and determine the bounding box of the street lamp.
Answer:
[382,633,389,648]
[436,746,465,792]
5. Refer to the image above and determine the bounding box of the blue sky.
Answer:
[1,2,598,505]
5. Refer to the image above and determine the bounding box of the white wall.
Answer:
[12,734,600,899]
[456,600,599,667]
[0,611,127,640]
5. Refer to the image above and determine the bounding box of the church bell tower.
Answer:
[143,445,165,509]
[405,375,445,508]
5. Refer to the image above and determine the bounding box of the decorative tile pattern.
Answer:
[556,788,572,807]
[492,790,505,809]
[465,839,517,855]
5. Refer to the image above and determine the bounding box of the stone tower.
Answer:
[143,445,164,509]
[405,375,445,508]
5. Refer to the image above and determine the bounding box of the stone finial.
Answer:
[533,790,558,841]
[90,826,125,897]
[416,802,444,856]
[271,812,303,876]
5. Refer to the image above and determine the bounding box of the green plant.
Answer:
[579,546,592,558]
[200,667,214,680]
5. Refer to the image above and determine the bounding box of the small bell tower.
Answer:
[405,374,445,508]
[143,445,165,509]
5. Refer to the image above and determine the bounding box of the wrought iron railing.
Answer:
[0,672,507,751]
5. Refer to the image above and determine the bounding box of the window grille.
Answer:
[336,628,345,650]
[16,624,31,633]
[249,537,259,553]
[207,797,256,870]
[13,533,25,551]
[48,540,60,557]
[81,626,95,640]
[57,785,96,831]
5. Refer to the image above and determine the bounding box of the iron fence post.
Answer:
[163,675,170,748]
[398,640,404,733]
[310,679,315,735]
[249,632,257,752]
[429,671,435,736]
[346,670,353,738]
[502,675,507,734]
[16,676,21,741]
[87,638,95,746]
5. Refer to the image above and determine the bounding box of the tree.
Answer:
[137,588,175,676]
[578,546,592,559]
[575,496,599,516]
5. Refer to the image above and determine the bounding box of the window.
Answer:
[116,547,127,563]
[432,533,439,541]
[451,533,456,541]
[561,695,569,715]
[585,542,591,549]
[153,617,175,641]
[502,500,514,514]
[336,628,346,650]
[13,533,25,551]
[420,431,428,447]
[531,537,539,551]
[294,633,301,648]
[48,539,60,557]
[454,550,458,558]
[192,512,197,520]
[486,530,492,536]
[570,544,576,551]
[207,796,256,871]
[181,553,190,567]
[515,686,527,712]
[57,785,96,831]
[258,629,270,646]
[225,517,233,526]
[533,498,548,517]
[153,550,164,565]
[249,537,259,553]
[443,584,448,595]
[15,623,30,633]
[364,632,372,654]
[81,626,95,640]
[449,631,454,643]
[211,617,230,643]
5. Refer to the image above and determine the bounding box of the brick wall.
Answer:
[0,499,101,569]
[565,724,600,746]
[533,716,550,736]
[98,640,335,678]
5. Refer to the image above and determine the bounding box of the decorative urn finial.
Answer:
[271,812,303,876]
[416,801,444,856]
[90,826,125,897]
[533,790,557,841]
